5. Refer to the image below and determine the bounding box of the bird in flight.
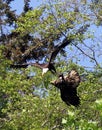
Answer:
[51,69,80,107]
[10,38,72,75]
[10,24,89,75]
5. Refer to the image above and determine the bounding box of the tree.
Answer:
[0,0,102,129]
[90,0,102,25]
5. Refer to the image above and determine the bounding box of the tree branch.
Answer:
[73,43,99,66]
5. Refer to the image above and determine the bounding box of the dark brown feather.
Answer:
[49,39,72,63]
[10,25,89,74]
[10,64,29,68]
[49,24,89,63]
[64,70,80,88]
[10,62,56,74]
[51,70,80,107]
[10,63,47,69]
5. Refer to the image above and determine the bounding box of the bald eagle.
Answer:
[10,24,89,75]
[10,39,72,75]
[51,70,80,107]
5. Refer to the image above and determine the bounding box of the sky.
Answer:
[10,0,102,70]
[10,0,42,14]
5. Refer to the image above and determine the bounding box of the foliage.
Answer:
[0,49,102,129]
[0,0,102,130]
[0,0,92,64]
[91,0,102,25]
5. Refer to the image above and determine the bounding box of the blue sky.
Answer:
[10,0,41,14]
[10,0,102,70]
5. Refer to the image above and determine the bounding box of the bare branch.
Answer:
[73,43,99,66]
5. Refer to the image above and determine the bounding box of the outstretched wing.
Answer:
[10,64,29,68]
[49,24,89,63]
[65,69,81,88]
[49,39,72,63]
[10,63,46,69]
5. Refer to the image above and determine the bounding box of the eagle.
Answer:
[10,24,89,75]
[10,39,72,75]
[51,70,80,107]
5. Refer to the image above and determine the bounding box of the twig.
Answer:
[73,43,99,66]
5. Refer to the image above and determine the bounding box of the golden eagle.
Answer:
[51,70,80,107]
